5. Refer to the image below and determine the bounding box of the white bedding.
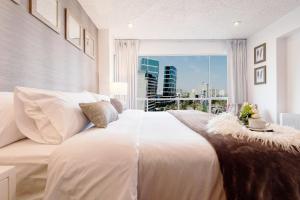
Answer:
[0,139,58,200]
[138,112,224,200]
[44,110,143,200]
[44,110,224,200]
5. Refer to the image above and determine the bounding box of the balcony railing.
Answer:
[137,97,228,114]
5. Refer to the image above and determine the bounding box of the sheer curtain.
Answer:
[227,39,248,111]
[114,40,139,109]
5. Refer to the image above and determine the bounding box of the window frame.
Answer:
[136,54,228,113]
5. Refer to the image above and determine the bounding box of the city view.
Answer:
[137,56,228,114]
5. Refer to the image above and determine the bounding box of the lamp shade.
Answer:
[110,82,128,95]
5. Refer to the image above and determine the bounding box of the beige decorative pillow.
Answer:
[110,98,124,113]
[79,101,118,128]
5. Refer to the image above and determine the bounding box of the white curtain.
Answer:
[114,40,139,109]
[227,39,248,106]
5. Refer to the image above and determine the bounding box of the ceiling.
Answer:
[78,0,300,39]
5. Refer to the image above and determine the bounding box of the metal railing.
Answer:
[137,97,228,113]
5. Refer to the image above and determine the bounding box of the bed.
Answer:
[42,109,300,200]
[1,109,225,200]
[1,87,299,200]
[43,110,225,200]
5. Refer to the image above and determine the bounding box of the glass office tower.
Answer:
[163,66,177,98]
[138,58,159,111]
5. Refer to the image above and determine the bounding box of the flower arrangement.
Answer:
[239,102,260,125]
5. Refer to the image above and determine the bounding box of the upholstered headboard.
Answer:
[0,0,98,92]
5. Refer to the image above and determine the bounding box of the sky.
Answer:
[139,56,227,93]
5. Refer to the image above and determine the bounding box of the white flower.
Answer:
[251,108,258,114]
[243,102,249,106]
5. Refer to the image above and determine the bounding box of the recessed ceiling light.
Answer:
[234,21,242,27]
[128,23,133,28]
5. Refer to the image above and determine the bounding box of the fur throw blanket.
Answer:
[207,113,300,153]
[168,110,300,200]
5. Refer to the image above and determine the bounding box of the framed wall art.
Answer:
[254,66,266,85]
[30,0,60,33]
[65,9,83,49]
[84,30,96,59]
[254,43,266,64]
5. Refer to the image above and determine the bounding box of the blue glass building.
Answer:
[139,58,159,111]
[163,66,177,98]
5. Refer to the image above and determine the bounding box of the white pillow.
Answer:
[14,87,95,144]
[88,92,110,102]
[0,92,25,148]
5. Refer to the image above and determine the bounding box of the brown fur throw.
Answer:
[168,110,300,200]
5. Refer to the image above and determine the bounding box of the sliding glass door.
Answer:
[137,55,227,114]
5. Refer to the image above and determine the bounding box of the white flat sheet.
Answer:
[0,139,58,200]
[138,111,225,200]
[44,110,224,200]
[44,110,143,200]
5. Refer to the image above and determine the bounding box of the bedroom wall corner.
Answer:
[285,29,300,114]
[247,6,300,123]
[276,37,287,123]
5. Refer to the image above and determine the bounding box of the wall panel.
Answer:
[0,0,98,92]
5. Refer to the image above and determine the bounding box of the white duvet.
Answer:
[44,110,224,200]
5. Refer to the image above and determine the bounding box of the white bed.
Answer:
[0,110,225,200]
[44,110,225,200]
[0,139,58,200]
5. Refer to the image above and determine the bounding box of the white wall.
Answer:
[139,39,227,55]
[276,38,287,120]
[247,6,300,123]
[286,29,300,113]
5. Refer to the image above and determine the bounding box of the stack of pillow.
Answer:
[0,86,125,147]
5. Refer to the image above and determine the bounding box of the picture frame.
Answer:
[65,9,83,50]
[254,66,266,85]
[254,43,266,64]
[11,0,21,4]
[84,30,96,59]
[30,0,60,33]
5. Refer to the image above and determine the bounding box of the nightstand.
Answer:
[0,166,16,200]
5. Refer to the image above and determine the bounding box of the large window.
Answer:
[137,56,227,114]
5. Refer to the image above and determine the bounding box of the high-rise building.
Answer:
[138,58,159,111]
[163,66,177,98]
[210,88,219,97]
[190,89,197,98]
[199,82,209,98]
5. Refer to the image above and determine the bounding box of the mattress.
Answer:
[0,139,58,200]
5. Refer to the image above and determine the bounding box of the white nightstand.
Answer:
[0,166,16,200]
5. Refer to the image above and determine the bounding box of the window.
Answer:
[137,56,227,114]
